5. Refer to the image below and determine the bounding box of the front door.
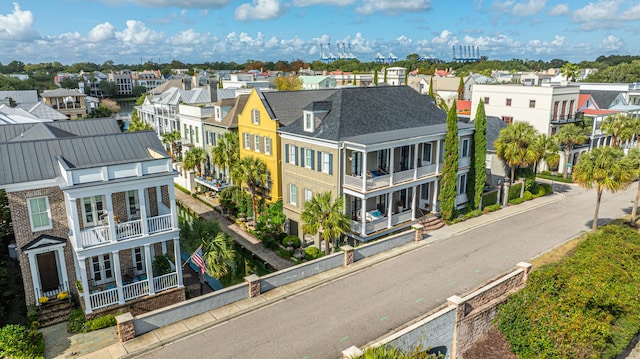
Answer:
[37,252,59,292]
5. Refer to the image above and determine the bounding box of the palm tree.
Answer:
[560,63,580,82]
[600,113,632,147]
[211,132,239,183]
[183,147,207,177]
[630,117,640,149]
[301,192,351,255]
[572,147,635,231]
[555,124,588,178]
[627,148,640,226]
[494,122,541,183]
[202,232,236,279]
[161,131,181,161]
[532,134,560,173]
[128,109,152,132]
[231,156,267,220]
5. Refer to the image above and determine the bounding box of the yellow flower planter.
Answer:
[57,291,69,300]
[38,297,49,304]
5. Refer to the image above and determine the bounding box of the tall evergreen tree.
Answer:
[439,102,459,221]
[469,102,487,209]
[373,70,378,86]
[457,76,464,99]
[428,77,435,101]
[383,68,387,83]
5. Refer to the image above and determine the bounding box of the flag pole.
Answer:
[182,244,203,268]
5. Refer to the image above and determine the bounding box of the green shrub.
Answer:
[282,235,300,248]
[304,246,321,261]
[517,168,536,191]
[262,236,277,250]
[481,190,498,207]
[508,198,524,205]
[523,191,533,201]
[276,247,292,259]
[539,183,552,194]
[84,314,117,332]
[508,183,522,201]
[67,308,85,333]
[0,324,44,358]
[464,209,483,219]
[152,254,172,276]
[497,225,640,358]
[482,203,501,213]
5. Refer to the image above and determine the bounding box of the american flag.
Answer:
[190,246,207,275]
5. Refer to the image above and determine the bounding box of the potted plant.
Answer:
[38,297,49,305]
[57,291,69,300]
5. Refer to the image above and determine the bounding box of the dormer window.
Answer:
[215,107,221,122]
[304,111,313,132]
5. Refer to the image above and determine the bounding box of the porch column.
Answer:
[155,185,163,214]
[104,192,117,244]
[413,143,419,180]
[112,251,125,304]
[431,179,439,212]
[435,139,442,174]
[27,252,41,305]
[360,198,366,237]
[411,186,417,221]
[66,195,82,248]
[168,184,178,229]
[144,244,156,296]
[56,248,70,294]
[173,238,183,287]
[387,192,393,228]
[362,151,367,192]
[389,147,395,185]
[77,258,93,314]
[138,188,149,235]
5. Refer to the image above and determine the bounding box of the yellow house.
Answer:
[237,88,337,203]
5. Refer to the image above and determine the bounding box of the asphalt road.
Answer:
[137,183,637,359]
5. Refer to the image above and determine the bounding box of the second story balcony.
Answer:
[550,112,581,125]
[69,184,178,251]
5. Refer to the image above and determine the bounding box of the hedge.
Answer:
[0,324,44,358]
[496,225,640,358]
[508,182,522,201]
[481,190,498,207]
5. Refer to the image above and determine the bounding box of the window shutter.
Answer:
[285,144,289,163]
[242,132,247,148]
[294,146,299,166]
[310,150,315,170]
[300,147,305,168]
[328,154,333,175]
[317,151,322,172]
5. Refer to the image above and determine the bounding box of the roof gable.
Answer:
[21,234,67,251]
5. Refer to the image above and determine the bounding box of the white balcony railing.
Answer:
[391,210,413,226]
[351,220,362,234]
[366,218,389,234]
[89,287,119,310]
[154,272,179,293]
[116,219,143,240]
[417,164,438,178]
[344,175,361,189]
[123,280,150,301]
[367,174,390,190]
[148,214,173,234]
[393,169,414,184]
[79,225,110,248]
[459,157,471,168]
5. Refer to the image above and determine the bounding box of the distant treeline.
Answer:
[1,54,639,92]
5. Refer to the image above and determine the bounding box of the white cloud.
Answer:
[431,29,453,44]
[396,35,412,46]
[128,0,232,8]
[548,3,568,16]
[291,0,354,6]
[355,0,432,15]
[572,0,619,23]
[551,35,565,46]
[168,29,212,46]
[115,20,164,44]
[0,2,38,41]
[601,35,623,50]
[493,0,546,16]
[87,22,115,42]
[235,0,285,20]
[620,3,640,20]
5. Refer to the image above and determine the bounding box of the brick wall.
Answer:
[112,192,127,222]
[160,185,170,208]
[7,186,77,306]
[147,187,159,217]
[87,287,186,320]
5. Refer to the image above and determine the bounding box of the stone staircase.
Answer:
[419,214,446,234]
[37,299,72,327]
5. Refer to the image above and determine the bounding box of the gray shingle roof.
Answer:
[261,89,337,126]
[0,118,122,143]
[278,86,449,141]
[0,131,167,185]
[485,116,508,152]
[580,90,620,109]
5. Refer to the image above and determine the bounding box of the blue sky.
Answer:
[0,0,639,65]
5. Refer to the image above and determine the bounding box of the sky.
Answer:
[0,0,639,65]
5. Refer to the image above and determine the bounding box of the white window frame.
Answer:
[244,133,251,149]
[90,253,114,285]
[27,196,52,232]
[304,112,313,132]
[461,138,470,158]
[254,134,260,153]
[290,184,297,205]
[81,195,106,227]
[458,173,468,195]
[304,189,313,202]
[289,145,297,164]
[423,143,432,164]
[252,109,260,125]
[305,148,313,168]
[131,248,146,276]
[264,137,272,155]
[126,190,140,219]
[322,152,330,173]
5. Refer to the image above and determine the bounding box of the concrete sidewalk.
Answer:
[47,193,564,359]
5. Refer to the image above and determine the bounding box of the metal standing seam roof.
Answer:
[0,118,122,144]
[0,131,169,186]
[0,90,39,104]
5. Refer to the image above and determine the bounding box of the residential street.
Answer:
[135,183,638,359]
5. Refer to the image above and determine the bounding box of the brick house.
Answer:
[0,119,184,317]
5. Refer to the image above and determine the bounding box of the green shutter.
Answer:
[328,154,333,175]
[300,147,305,168]
[317,151,322,172]
[285,144,289,163]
